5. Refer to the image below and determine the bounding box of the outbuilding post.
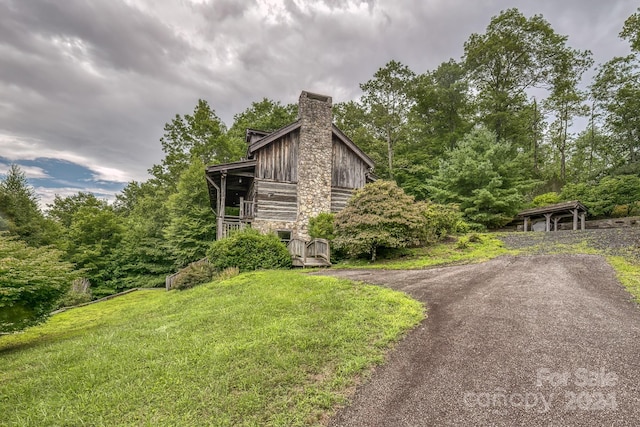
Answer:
[544,213,552,232]
[572,208,578,231]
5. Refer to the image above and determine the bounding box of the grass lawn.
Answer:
[0,271,424,426]
[333,234,515,270]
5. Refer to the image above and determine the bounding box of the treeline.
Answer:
[1,8,639,298]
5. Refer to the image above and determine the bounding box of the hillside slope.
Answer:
[0,271,423,426]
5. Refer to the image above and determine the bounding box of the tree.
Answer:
[0,164,48,245]
[0,235,77,332]
[400,59,473,198]
[620,8,640,53]
[543,46,593,181]
[591,55,640,167]
[65,205,123,289]
[359,60,416,179]
[333,180,425,261]
[165,159,217,267]
[47,192,108,228]
[227,98,298,143]
[110,181,174,289]
[148,99,243,190]
[463,9,567,149]
[428,128,536,229]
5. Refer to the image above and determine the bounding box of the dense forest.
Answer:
[2,8,640,297]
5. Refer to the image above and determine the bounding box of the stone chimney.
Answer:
[295,91,333,240]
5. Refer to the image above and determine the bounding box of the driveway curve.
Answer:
[316,255,640,426]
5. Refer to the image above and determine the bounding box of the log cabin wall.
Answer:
[254,130,299,182]
[331,135,368,189]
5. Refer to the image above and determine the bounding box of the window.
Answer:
[276,230,291,243]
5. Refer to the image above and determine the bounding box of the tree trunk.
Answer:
[387,127,393,179]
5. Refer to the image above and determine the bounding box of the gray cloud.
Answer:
[0,0,638,196]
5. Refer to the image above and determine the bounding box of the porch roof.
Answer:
[517,200,587,218]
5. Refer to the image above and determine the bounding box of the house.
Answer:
[204,91,375,245]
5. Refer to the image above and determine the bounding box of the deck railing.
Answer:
[287,238,330,267]
[287,238,307,263]
[306,239,330,263]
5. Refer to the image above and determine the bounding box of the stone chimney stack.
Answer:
[295,91,333,240]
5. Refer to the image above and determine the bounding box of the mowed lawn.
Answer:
[0,271,423,426]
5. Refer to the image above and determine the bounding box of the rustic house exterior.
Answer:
[205,91,375,243]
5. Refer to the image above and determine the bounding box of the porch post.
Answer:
[220,172,227,237]
[523,217,529,232]
[572,209,578,231]
[580,212,585,231]
[553,217,560,231]
[544,213,552,232]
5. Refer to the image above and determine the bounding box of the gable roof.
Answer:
[245,120,374,169]
[247,120,301,154]
[517,200,587,217]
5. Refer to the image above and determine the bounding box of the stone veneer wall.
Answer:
[295,91,333,240]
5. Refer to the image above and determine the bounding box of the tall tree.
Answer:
[227,98,298,144]
[463,8,567,149]
[0,164,48,246]
[165,159,217,267]
[543,46,593,181]
[148,99,243,190]
[359,60,416,179]
[591,55,640,167]
[620,7,640,53]
[428,128,537,229]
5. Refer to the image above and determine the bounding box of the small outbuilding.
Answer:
[517,201,587,232]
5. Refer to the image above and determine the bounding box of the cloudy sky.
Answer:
[1,0,637,208]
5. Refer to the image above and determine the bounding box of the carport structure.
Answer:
[517,200,587,232]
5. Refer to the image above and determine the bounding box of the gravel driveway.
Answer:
[317,255,640,426]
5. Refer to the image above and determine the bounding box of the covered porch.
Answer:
[205,160,256,240]
[517,201,587,232]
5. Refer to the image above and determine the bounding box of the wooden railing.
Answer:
[306,239,330,264]
[165,258,209,290]
[287,238,306,263]
[240,200,255,219]
[219,217,247,239]
[287,238,330,267]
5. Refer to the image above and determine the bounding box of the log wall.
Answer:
[331,187,354,213]
[255,180,298,221]
[255,130,299,182]
[331,135,368,189]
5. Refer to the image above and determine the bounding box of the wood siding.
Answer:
[255,130,299,182]
[255,180,298,221]
[331,187,354,213]
[332,135,368,189]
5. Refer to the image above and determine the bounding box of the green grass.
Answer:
[607,256,640,303]
[0,271,424,427]
[334,234,515,270]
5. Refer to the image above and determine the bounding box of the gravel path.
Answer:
[497,228,640,260]
[317,255,640,426]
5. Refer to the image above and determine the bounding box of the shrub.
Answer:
[421,202,462,243]
[561,175,640,217]
[308,212,335,240]
[58,278,92,308]
[531,192,561,207]
[207,228,292,272]
[0,235,78,332]
[611,205,629,218]
[171,261,216,290]
[334,181,425,261]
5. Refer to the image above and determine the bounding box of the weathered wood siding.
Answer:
[332,135,368,189]
[255,180,298,221]
[331,187,354,213]
[255,130,299,182]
